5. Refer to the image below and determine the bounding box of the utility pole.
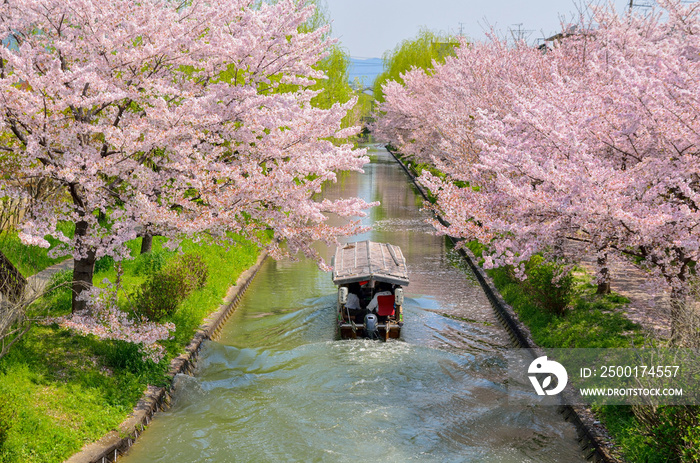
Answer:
[509,23,534,44]
[458,22,465,37]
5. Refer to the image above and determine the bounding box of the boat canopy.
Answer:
[332,240,409,286]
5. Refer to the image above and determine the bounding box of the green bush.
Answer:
[169,253,208,297]
[522,255,574,316]
[681,423,700,462]
[636,405,700,462]
[93,255,114,274]
[132,253,208,321]
[132,270,182,321]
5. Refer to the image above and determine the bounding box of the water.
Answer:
[122,145,585,462]
[348,57,384,87]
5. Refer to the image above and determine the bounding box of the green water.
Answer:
[121,145,585,462]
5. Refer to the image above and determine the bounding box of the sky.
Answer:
[325,0,637,58]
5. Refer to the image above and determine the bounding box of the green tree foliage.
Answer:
[299,1,355,118]
[311,45,354,111]
[375,29,458,102]
[263,1,356,127]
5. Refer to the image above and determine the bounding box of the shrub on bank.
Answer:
[522,255,574,316]
[132,253,209,322]
[132,270,183,321]
[169,253,208,298]
[643,406,700,462]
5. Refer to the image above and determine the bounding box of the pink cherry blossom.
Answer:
[0,0,372,318]
[377,0,700,301]
[44,284,175,363]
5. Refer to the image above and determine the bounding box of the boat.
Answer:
[332,240,409,340]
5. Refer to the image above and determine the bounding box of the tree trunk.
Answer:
[140,233,153,254]
[596,251,611,295]
[71,220,96,313]
[669,288,687,346]
[668,259,693,346]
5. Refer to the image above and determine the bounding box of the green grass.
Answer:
[465,241,645,349]
[0,234,260,462]
[593,406,663,463]
[0,328,159,463]
[0,222,75,276]
[488,266,644,348]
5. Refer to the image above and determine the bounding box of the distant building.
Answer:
[537,25,579,53]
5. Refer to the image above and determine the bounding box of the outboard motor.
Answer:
[364,313,378,339]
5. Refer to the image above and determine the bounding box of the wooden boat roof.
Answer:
[332,240,409,286]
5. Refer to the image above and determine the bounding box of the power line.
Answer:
[629,0,654,9]
[509,23,534,43]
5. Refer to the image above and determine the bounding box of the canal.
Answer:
[122,144,585,462]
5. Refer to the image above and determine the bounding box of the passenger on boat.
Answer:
[345,283,364,323]
[346,289,361,311]
[366,283,393,314]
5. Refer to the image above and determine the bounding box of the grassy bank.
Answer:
[0,235,260,463]
[481,260,645,349]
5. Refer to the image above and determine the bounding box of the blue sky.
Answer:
[325,0,642,58]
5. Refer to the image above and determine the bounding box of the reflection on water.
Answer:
[122,144,585,462]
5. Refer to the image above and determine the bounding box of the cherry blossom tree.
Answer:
[375,35,555,265]
[0,0,371,314]
[463,0,700,293]
[377,0,700,335]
